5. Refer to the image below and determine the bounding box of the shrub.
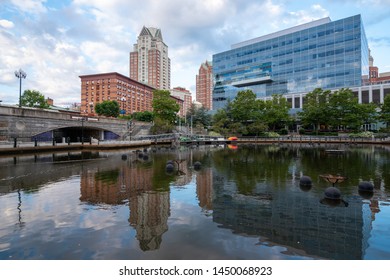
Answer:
[279,128,288,135]
[349,131,374,138]
[263,131,280,138]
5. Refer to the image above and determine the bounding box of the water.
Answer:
[1,144,390,260]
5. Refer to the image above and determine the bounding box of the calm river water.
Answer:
[1,144,390,260]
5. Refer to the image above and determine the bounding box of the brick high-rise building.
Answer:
[170,87,192,117]
[130,26,171,90]
[196,60,213,110]
[79,72,154,116]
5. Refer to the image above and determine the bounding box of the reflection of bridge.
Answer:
[0,105,131,142]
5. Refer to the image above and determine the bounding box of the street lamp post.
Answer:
[190,115,193,136]
[121,97,126,116]
[15,69,27,107]
[81,117,87,145]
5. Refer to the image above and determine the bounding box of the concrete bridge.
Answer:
[0,105,134,143]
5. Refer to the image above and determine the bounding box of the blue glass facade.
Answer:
[212,15,369,111]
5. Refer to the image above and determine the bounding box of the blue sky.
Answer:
[1,0,390,106]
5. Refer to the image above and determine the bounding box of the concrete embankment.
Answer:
[0,140,153,156]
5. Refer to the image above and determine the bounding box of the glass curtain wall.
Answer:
[212,14,369,111]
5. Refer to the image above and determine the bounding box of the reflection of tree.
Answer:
[150,153,181,191]
[80,165,127,205]
[211,146,293,194]
[94,169,119,184]
[299,146,390,194]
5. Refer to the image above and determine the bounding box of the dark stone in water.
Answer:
[299,176,312,186]
[358,181,374,192]
[324,186,341,200]
[194,161,202,170]
[165,163,175,173]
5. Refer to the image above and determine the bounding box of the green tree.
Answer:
[230,90,262,122]
[379,95,390,128]
[263,94,291,131]
[358,102,378,130]
[328,88,361,130]
[212,104,232,137]
[150,117,174,134]
[132,111,154,122]
[186,104,211,128]
[151,90,180,134]
[247,120,268,136]
[152,90,180,124]
[20,89,50,108]
[95,100,120,117]
[298,88,331,133]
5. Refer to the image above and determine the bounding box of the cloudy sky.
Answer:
[1,0,390,106]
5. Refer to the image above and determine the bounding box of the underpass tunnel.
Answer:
[53,127,102,143]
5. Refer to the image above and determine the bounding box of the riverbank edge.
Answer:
[0,140,153,156]
[2,138,390,156]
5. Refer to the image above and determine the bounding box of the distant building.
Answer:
[46,97,53,106]
[212,14,384,111]
[368,49,390,85]
[196,60,213,110]
[170,87,192,117]
[130,26,171,90]
[79,72,155,116]
[170,95,184,118]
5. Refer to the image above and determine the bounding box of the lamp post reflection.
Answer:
[16,189,25,228]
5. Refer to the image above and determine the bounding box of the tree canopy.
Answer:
[185,103,211,128]
[211,90,289,136]
[263,94,291,130]
[152,90,180,124]
[21,89,50,108]
[298,87,378,132]
[379,95,390,128]
[95,100,120,117]
[151,90,180,134]
[298,88,331,132]
[131,111,154,122]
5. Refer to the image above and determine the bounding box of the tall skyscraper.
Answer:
[196,61,213,110]
[130,26,171,90]
[212,15,370,111]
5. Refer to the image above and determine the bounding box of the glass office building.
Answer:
[212,14,369,111]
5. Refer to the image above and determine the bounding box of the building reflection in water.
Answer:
[76,145,389,258]
[196,168,213,212]
[205,145,390,260]
[79,154,171,251]
[129,191,169,251]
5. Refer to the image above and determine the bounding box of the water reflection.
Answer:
[1,145,390,259]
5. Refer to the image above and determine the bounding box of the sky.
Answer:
[1,0,390,106]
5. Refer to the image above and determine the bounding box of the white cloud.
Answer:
[1,0,390,105]
[286,4,329,26]
[10,0,47,14]
[0,19,15,28]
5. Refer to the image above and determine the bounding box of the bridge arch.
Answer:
[0,105,127,142]
[32,124,122,143]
